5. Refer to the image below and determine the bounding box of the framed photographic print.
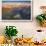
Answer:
[2,0,32,21]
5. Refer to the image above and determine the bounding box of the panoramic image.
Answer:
[2,0,31,20]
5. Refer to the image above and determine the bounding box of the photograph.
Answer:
[2,0,32,21]
[1,0,46,46]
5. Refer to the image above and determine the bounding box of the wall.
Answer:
[0,0,46,41]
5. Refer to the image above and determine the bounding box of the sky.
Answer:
[2,0,31,1]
